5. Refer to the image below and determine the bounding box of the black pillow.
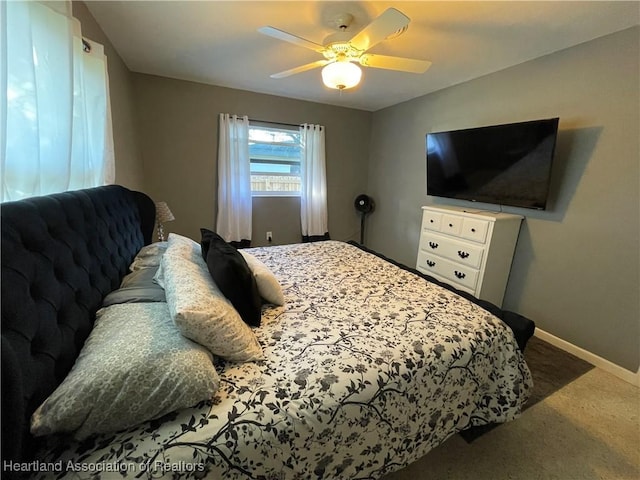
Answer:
[200,228,215,260]
[200,228,262,327]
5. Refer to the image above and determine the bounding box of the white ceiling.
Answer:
[86,1,640,112]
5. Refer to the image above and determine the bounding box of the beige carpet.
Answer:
[383,337,640,480]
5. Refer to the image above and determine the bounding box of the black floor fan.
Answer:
[354,194,375,245]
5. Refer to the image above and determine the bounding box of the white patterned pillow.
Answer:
[240,250,285,306]
[161,249,264,362]
[30,303,219,441]
[154,233,204,288]
[129,241,168,270]
[166,232,208,264]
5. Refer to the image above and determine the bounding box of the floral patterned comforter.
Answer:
[37,241,532,480]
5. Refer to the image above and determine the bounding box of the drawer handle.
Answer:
[458,251,470,259]
[426,260,436,267]
[448,223,454,227]
[430,219,434,223]
[454,270,466,279]
[428,241,439,249]
[471,228,476,233]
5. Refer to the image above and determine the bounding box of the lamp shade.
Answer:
[155,201,175,223]
[322,61,362,90]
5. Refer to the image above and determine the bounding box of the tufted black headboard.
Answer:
[1,185,155,465]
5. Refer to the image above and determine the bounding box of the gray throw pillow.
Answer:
[30,302,220,440]
[102,265,166,307]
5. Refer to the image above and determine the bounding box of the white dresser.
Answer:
[416,205,523,307]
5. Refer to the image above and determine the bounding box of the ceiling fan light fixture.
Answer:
[322,61,362,90]
[260,8,427,91]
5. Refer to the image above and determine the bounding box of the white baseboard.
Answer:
[534,329,640,387]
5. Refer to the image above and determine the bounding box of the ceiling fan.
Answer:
[258,8,431,91]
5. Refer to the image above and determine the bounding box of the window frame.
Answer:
[249,121,301,198]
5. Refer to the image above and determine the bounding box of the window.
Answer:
[249,123,301,196]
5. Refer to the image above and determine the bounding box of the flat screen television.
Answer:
[426,117,559,210]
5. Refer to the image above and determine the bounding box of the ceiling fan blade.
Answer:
[270,60,330,79]
[258,26,325,53]
[349,8,410,52]
[359,54,431,73]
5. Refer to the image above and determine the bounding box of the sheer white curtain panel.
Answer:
[216,114,252,243]
[299,124,328,238]
[1,0,113,202]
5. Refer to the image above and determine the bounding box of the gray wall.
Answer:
[366,27,639,372]
[132,74,371,244]
[72,2,145,191]
[252,197,301,247]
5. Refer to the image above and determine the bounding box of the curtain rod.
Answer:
[248,119,323,131]
[248,118,301,128]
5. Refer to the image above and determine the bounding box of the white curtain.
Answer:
[1,0,114,202]
[216,113,252,243]
[299,123,328,238]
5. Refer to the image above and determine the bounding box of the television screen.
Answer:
[426,118,559,210]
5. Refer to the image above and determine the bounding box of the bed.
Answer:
[1,185,534,479]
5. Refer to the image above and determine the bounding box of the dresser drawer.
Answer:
[461,217,489,243]
[416,251,479,291]
[441,214,462,236]
[420,232,485,269]
[422,210,442,232]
